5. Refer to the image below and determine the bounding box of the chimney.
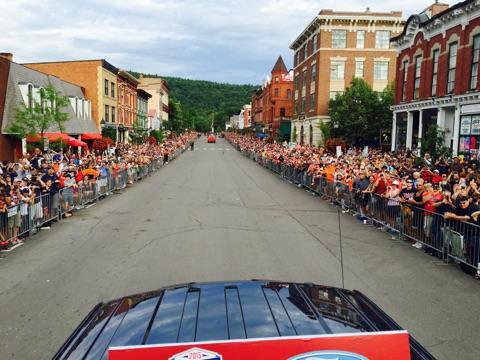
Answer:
[427,1,449,17]
[0,52,13,62]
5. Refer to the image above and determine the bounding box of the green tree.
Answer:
[129,118,149,144]
[102,127,117,142]
[8,83,69,139]
[421,124,452,161]
[328,78,394,146]
[128,71,257,133]
[167,100,187,133]
[150,129,165,143]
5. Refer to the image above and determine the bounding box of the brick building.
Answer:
[290,8,404,145]
[251,87,264,127]
[117,70,140,143]
[251,56,294,138]
[391,0,480,157]
[242,104,252,128]
[0,53,97,160]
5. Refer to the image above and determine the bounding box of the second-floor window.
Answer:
[447,41,458,94]
[111,82,115,98]
[274,88,279,97]
[331,60,345,80]
[310,93,315,110]
[112,106,116,123]
[374,61,388,81]
[303,43,307,60]
[105,105,109,122]
[375,31,390,49]
[402,60,408,101]
[414,55,422,99]
[431,49,439,96]
[312,34,318,52]
[356,31,365,48]
[332,30,347,48]
[301,97,306,113]
[470,35,480,90]
[355,61,364,78]
[104,79,108,96]
[287,89,292,98]
[302,70,307,86]
[311,64,317,82]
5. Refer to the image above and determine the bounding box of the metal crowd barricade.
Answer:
[0,150,184,251]
[232,144,480,273]
[444,219,480,274]
[78,181,97,206]
[96,173,110,197]
[35,193,59,226]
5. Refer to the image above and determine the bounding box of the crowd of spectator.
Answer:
[226,133,480,277]
[0,132,197,249]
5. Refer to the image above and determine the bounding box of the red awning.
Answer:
[68,138,88,147]
[80,133,102,140]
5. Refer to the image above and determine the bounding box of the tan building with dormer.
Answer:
[23,59,119,131]
[290,8,405,145]
[137,75,169,130]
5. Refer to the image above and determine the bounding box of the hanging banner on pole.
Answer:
[108,331,411,360]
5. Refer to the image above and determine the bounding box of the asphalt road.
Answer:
[0,137,479,359]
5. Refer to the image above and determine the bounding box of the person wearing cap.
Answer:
[431,169,442,185]
[385,179,401,231]
[61,173,76,218]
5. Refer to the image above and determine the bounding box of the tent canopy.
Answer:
[68,138,88,147]
[26,133,87,147]
[80,133,102,140]
[26,132,71,142]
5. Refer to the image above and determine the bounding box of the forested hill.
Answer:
[130,71,258,131]
[163,76,257,114]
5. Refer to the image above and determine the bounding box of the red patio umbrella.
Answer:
[68,138,88,147]
[80,133,102,140]
[26,132,71,142]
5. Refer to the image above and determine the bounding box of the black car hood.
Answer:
[53,280,435,360]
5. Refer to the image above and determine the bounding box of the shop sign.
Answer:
[461,117,472,135]
[471,115,480,135]
[108,331,411,360]
[461,103,480,114]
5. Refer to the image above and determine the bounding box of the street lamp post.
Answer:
[333,120,339,138]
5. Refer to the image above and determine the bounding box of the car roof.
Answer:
[53,280,434,360]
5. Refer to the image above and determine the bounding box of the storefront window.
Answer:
[459,115,480,154]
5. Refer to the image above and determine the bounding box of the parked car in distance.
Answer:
[208,134,216,143]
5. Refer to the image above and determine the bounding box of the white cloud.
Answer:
[0,0,460,84]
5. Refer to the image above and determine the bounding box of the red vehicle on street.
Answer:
[207,134,216,143]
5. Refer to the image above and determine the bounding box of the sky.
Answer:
[0,0,460,85]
